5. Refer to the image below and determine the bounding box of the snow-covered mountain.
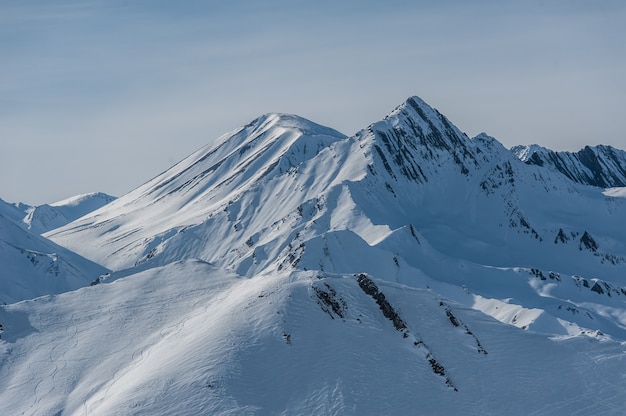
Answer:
[47,97,626,330]
[21,192,116,234]
[2,96,626,415]
[2,263,625,415]
[0,197,109,304]
[512,143,626,188]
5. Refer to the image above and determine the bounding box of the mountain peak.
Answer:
[374,96,471,151]
[510,144,550,163]
[357,96,478,183]
[49,192,116,208]
[385,96,440,124]
[23,192,117,234]
[248,112,347,139]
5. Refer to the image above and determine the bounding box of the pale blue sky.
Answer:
[2,1,625,204]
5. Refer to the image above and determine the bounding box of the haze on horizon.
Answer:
[1,0,625,205]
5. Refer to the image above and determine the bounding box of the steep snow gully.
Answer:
[2,96,626,415]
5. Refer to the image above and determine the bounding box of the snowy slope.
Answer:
[0,197,30,225]
[22,192,116,234]
[512,143,626,188]
[3,96,626,415]
[46,113,352,271]
[1,264,624,415]
[0,198,109,304]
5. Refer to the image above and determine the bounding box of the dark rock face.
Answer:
[579,231,598,252]
[515,145,626,188]
[590,282,605,295]
[312,281,347,319]
[356,274,407,332]
[555,229,569,244]
[366,96,479,185]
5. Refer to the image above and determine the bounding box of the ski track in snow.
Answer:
[85,291,216,413]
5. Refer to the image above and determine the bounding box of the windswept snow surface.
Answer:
[3,96,626,414]
[0,264,624,415]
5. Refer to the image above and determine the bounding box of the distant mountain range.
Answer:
[512,143,626,188]
[1,96,625,415]
[0,193,113,303]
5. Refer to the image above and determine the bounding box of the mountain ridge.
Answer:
[512,143,626,188]
[22,192,117,234]
[2,95,626,415]
[46,96,626,280]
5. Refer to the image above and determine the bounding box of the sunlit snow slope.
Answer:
[1,264,624,415]
[22,192,116,234]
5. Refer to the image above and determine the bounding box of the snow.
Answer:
[0,208,108,304]
[510,144,549,162]
[2,95,626,414]
[513,144,626,188]
[1,266,624,415]
[12,192,117,235]
[604,187,626,198]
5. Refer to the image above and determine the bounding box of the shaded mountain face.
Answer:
[0,198,109,304]
[3,96,626,415]
[512,143,626,188]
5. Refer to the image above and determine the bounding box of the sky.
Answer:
[1,0,625,205]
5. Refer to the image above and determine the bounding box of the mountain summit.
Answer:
[46,95,626,334]
[48,96,626,278]
[2,96,626,415]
